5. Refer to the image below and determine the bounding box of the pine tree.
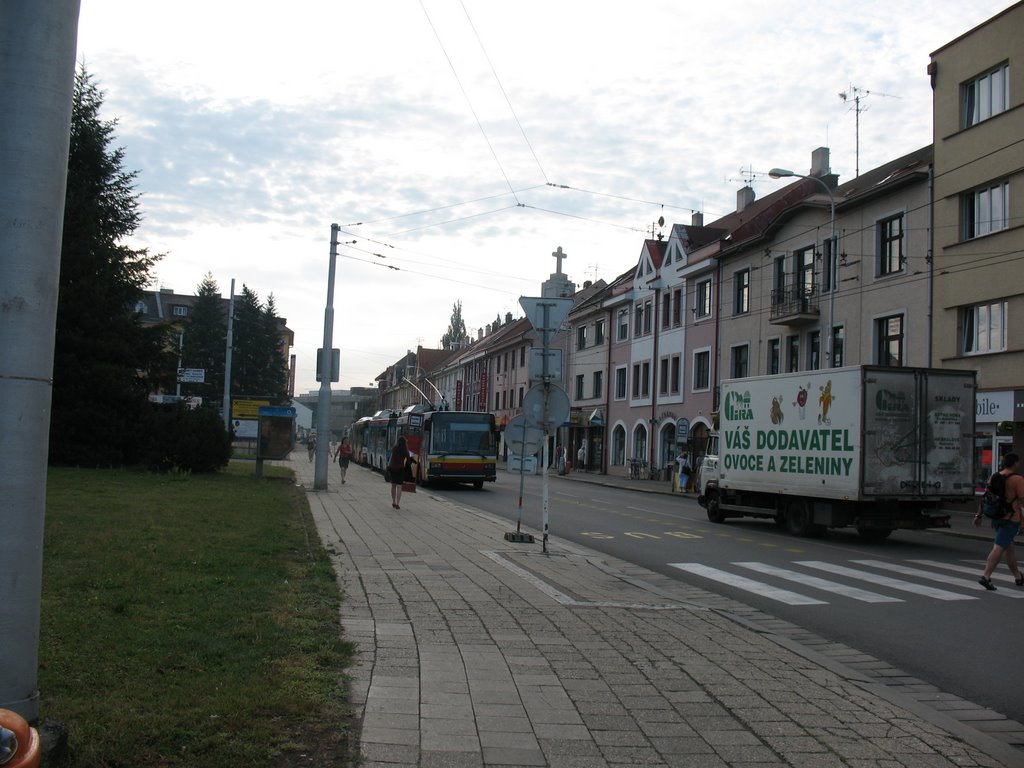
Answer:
[50,67,171,465]
[181,273,227,403]
[231,286,289,402]
[440,300,470,349]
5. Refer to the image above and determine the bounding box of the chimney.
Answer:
[691,211,704,227]
[477,328,483,340]
[583,280,592,289]
[505,311,512,323]
[736,186,755,212]
[485,323,492,335]
[810,147,830,177]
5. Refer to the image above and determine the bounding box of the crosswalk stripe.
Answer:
[901,559,1024,598]
[734,562,902,603]
[796,561,976,601]
[669,563,827,605]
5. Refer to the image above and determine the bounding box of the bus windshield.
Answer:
[430,416,496,456]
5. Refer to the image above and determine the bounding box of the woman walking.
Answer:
[387,436,417,509]
[335,437,353,484]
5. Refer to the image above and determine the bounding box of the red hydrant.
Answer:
[0,709,40,768]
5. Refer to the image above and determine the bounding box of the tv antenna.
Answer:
[725,164,758,186]
[839,85,899,177]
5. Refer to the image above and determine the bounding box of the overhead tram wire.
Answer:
[459,0,549,185]
[419,0,521,205]
[342,184,546,228]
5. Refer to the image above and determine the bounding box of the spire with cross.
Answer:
[542,245,576,298]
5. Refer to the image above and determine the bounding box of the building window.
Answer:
[641,362,650,397]
[172,305,188,317]
[643,300,653,335]
[876,314,905,367]
[772,256,786,306]
[808,331,821,370]
[670,355,680,394]
[963,62,1009,128]
[659,358,669,395]
[730,344,749,379]
[595,319,605,345]
[520,346,525,366]
[787,335,800,373]
[878,214,905,276]
[662,292,671,329]
[593,370,603,398]
[672,288,682,326]
[693,350,710,391]
[632,364,641,398]
[617,308,629,341]
[695,278,712,319]
[831,326,845,367]
[577,325,587,350]
[963,181,1009,240]
[495,392,500,410]
[612,425,626,466]
[615,367,627,399]
[518,386,524,406]
[795,246,815,300]
[575,374,585,400]
[963,301,1007,355]
[733,268,750,315]
[767,338,780,375]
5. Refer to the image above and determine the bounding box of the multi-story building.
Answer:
[930,1,1024,479]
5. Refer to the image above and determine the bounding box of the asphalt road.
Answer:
[428,471,1024,727]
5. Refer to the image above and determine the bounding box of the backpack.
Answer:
[980,472,1012,520]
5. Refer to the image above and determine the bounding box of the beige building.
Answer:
[930,1,1024,480]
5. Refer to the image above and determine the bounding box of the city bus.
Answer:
[396,405,498,488]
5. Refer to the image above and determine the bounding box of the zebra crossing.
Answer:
[669,558,1024,606]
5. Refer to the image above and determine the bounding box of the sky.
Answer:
[74,1,1013,394]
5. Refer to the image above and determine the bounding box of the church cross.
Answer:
[552,246,567,275]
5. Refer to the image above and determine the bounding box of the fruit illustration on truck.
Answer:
[697,365,976,539]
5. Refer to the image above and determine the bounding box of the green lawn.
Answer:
[39,463,357,767]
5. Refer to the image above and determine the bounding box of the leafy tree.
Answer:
[440,300,470,349]
[50,67,172,465]
[181,273,227,403]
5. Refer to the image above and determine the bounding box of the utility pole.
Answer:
[0,0,81,721]
[314,225,340,490]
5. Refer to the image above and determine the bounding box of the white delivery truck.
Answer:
[697,366,976,539]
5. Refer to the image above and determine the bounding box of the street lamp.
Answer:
[768,168,838,366]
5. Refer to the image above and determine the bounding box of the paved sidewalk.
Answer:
[292,456,1021,767]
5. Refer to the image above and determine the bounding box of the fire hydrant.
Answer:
[0,709,40,768]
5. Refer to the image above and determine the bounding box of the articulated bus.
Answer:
[396,405,499,488]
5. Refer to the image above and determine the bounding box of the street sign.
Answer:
[521,383,570,432]
[676,417,690,443]
[504,414,544,457]
[518,296,573,333]
[528,348,563,382]
[177,367,205,383]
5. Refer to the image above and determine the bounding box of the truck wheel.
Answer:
[785,502,813,537]
[706,492,725,524]
[857,526,893,540]
[472,480,484,489]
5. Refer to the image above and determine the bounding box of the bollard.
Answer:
[0,709,41,768]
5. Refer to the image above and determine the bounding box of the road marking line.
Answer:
[734,562,902,603]
[669,563,828,605]
[796,561,976,601]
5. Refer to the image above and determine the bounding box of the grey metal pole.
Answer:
[0,0,81,721]
[314,225,339,490]
[223,279,235,431]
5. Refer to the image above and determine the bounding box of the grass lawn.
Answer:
[39,463,357,767]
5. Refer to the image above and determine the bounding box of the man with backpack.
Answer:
[976,452,1024,590]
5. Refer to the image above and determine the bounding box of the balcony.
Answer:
[770,287,820,326]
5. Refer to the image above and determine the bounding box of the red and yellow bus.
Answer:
[396,405,498,489]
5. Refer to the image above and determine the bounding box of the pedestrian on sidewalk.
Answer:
[335,436,353,484]
[387,436,417,509]
[976,452,1024,590]
[307,433,316,462]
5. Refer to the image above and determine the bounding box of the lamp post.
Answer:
[768,168,838,366]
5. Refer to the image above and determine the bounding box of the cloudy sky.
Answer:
[75,1,1011,394]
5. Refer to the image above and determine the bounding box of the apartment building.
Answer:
[930,1,1024,478]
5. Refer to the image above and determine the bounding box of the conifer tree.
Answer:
[181,273,227,402]
[440,300,470,349]
[50,67,171,465]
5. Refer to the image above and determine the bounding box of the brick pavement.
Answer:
[292,454,1022,767]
